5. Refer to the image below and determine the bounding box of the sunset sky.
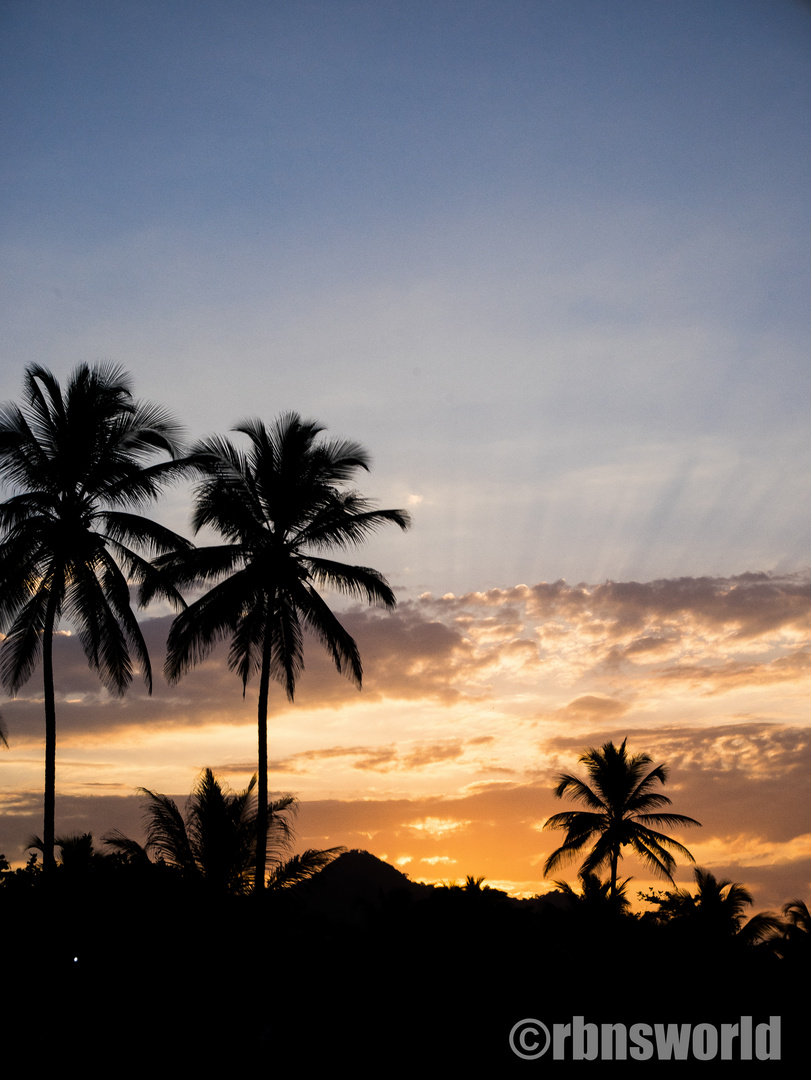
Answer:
[1,0,810,911]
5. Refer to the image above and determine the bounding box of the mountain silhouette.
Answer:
[294,848,433,923]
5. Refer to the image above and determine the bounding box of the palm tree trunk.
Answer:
[253,631,272,893]
[42,586,58,875]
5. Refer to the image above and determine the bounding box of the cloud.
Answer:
[538,572,811,644]
[272,739,468,775]
[557,695,631,720]
[653,649,811,695]
[417,572,811,697]
[404,817,471,838]
[7,572,811,752]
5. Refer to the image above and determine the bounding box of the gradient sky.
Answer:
[1,0,810,910]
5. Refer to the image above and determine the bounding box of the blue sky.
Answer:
[1,1,811,903]
[3,0,810,594]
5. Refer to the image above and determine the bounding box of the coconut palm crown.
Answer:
[543,738,701,896]
[678,867,782,943]
[104,767,342,896]
[0,364,190,871]
[155,413,410,889]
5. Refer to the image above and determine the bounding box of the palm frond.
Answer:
[634,812,702,830]
[623,831,680,881]
[64,557,135,696]
[0,403,52,490]
[265,794,299,864]
[266,847,345,890]
[164,568,258,682]
[542,813,606,876]
[98,550,155,692]
[152,542,249,591]
[296,583,363,688]
[299,500,410,551]
[0,587,51,694]
[269,598,305,701]
[98,511,193,557]
[782,897,811,930]
[305,557,399,608]
[737,911,785,945]
[137,787,199,875]
[102,829,153,864]
[551,774,606,810]
[579,833,618,877]
[227,597,270,692]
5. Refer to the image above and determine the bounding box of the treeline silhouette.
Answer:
[0,840,805,1069]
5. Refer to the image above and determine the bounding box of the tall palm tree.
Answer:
[104,767,343,895]
[0,363,189,872]
[156,413,410,890]
[543,738,701,896]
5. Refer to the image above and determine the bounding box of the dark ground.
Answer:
[3,853,802,1073]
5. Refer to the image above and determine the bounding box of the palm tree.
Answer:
[692,868,784,943]
[543,738,700,896]
[104,767,343,895]
[782,897,811,937]
[643,867,783,944]
[687,867,755,935]
[155,413,410,890]
[0,364,189,872]
[552,870,632,915]
[779,897,811,959]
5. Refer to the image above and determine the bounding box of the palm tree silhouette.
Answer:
[543,738,700,896]
[0,364,189,872]
[779,897,811,959]
[552,869,632,915]
[644,867,783,944]
[782,897,811,936]
[690,867,783,943]
[104,767,342,895]
[688,867,757,936]
[156,413,410,890]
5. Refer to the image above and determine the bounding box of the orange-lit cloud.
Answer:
[2,572,810,910]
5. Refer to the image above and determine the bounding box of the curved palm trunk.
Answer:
[42,586,59,875]
[253,631,272,893]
